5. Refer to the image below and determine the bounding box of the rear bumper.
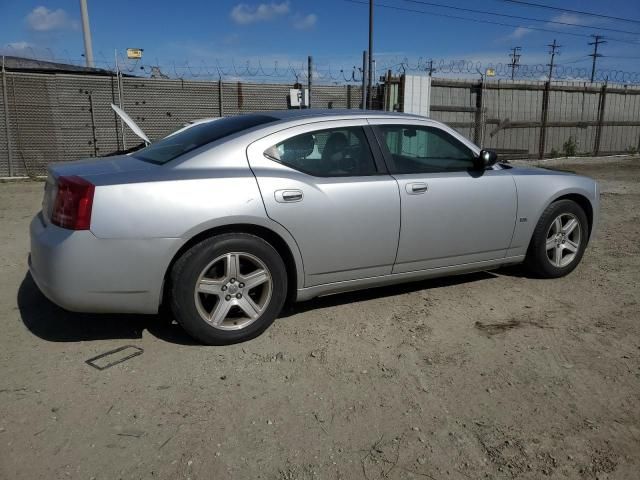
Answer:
[29,213,178,314]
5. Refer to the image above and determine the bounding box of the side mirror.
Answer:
[476,149,498,169]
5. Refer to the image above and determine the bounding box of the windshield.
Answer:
[132,114,278,164]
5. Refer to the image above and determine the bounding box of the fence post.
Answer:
[307,56,312,108]
[473,80,483,146]
[538,81,551,159]
[1,56,14,177]
[346,84,352,109]
[88,93,98,157]
[218,79,223,117]
[593,83,607,156]
[361,50,368,110]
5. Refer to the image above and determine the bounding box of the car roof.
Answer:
[190,109,428,126]
[267,108,426,121]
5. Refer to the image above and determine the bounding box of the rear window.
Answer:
[132,114,277,164]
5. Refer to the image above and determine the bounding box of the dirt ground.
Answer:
[1,156,639,480]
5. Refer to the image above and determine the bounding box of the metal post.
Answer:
[361,50,368,110]
[346,84,352,109]
[115,50,126,149]
[79,0,95,68]
[538,81,551,159]
[367,0,373,109]
[594,83,607,155]
[2,56,14,177]
[88,93,98,156]
[473,80,484,146]
[218,78,224,117]
[307,56,312,109]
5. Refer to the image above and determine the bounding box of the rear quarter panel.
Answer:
[84,143,305,292]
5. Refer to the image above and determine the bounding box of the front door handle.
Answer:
[275,189,304,203]
[406,182,428,194]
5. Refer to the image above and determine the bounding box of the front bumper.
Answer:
[29,213,178,314]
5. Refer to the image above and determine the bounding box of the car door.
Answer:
[369,119,517,273]
[247,119,400,287]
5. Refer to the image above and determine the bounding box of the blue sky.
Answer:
[1,0,639,82]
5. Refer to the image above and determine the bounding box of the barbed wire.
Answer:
[3,45,640,85]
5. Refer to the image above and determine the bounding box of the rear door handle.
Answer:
[275,189,304,203]
[406,182,428,194]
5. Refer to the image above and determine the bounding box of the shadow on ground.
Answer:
[283,270,505,316]
[19,267,524,343]
[17,273,197,345]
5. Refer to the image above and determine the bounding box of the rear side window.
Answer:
[378,124,475,173]
[264,126,378,177]
[133,114,277,164]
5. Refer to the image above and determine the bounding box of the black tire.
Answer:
[170,233,287,345]
[524,199,589,278]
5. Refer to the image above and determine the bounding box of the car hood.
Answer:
[48,155,156,179]
[506,164,577,177]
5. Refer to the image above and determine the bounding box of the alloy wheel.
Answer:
[545,213,582,268]
[193,252,272,330]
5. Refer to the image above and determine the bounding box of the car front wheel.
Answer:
[525,199,589,278]
[170,233,287,345]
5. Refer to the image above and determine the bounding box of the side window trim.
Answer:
[371,123,476,174]
[263,125,383,178]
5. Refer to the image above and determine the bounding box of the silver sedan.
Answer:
[29,110,599,344]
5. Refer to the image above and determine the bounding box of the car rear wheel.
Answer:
[525,199,589,278]
[170,233,287,345]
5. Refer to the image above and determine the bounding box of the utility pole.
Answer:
[509,47,521,81]
[79,0,94,68]
[589,35,606,83]
[367,0,373,109]
[547,39,561,82]
[427,59,436,77]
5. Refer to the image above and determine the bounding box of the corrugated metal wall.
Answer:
[1,71,639,176]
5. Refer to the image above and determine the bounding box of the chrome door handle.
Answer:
[275,189,303,203]
[406,182,428,194]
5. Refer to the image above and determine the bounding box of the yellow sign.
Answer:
[485,68,496,77]
[126,48,143,59]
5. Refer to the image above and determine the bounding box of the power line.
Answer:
[496,0,640,25]
[343,0,640,45]
[589,35,606,82]
[402,0,640,36]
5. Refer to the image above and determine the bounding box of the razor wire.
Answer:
[3,45,640,84]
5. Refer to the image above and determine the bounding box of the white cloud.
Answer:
[0,41,34,56]
[230,2,290,25]
[26,6,76,32]
[507,27,532,39]
[292,13,317,30]
[548,13,588,28]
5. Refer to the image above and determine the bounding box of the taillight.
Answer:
[51,176,95,230]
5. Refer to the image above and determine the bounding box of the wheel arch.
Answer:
[161,223,303,310]
[547,192,594,237]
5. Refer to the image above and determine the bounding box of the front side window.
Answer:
[378,125,475,174]
[133,114,277,164]
[264,126,378,177]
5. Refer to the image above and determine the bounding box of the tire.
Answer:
[524,199,589,278]
[170,233,287,345]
